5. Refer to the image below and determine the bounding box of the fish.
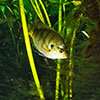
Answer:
[28,20,67,59]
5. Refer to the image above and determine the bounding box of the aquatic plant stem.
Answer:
[62,2,69,99]
[68,30,76,100]
[30,0,51,27]
[38,0,51,27]
[29,0,45,23]
[68,15,81,100]
[6,5,14,15]
[62,3,66,38]
[55,59,61,100]
[58,0,62,33]
[34,0,45,23]
[55,0,62,100]
[19,0,45,100]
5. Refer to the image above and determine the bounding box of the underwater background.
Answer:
[0,0,100,100]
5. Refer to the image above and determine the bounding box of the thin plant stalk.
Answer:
[6,5,14,15]
[63,1,69,99]
[34,0,45,23]
[55,59,61,100]
[38,0,51,27]
[19,0,45,100]
[61,2,69,100]
[58,0,62,33]
[29,0,45,23]
[68,15,81,100]
[55,0,62,100]
[68,30,76,100]
[62,3,66,38]
[30,0,51,27]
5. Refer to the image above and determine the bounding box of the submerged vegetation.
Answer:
[0,0,100,100]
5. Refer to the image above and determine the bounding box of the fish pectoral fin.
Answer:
[42,43,51,53]
[38,52,45,57]
[34,48,45,57]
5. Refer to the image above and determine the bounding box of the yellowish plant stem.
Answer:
[62,2,69,100]
[68,15,81,100]
[55,59,61,100]
[38,0,51,27]
[55,0,62,100]
[62,3,66,38]
[29,0,45,23]
[19,0,45,100]
[68,30,76,100]
[58,0,62,33]
[34,0,45,23]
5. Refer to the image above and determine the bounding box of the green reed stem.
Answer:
[68,30,76,100]
[55,59,61,100]
[30,0,51,27]
[62,3,66,38]
[55,0,62,100]
[38,0,51,27]
[58,0,62,33]
[34,0,45,23]
[19,0,45,100]
[6,5,14,15]
[68,15,81,100]
[29,0,45,23]
[62,2,69,100]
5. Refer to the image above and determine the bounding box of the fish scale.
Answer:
[33,29,49,53]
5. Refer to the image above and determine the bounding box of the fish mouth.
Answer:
[63,52,68,58]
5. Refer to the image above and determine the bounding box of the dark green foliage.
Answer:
[0,19,37,100]
[72,0,100,100]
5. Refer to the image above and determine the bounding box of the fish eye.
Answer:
[59,48,64,53]
[50,44,54,49]
[59,49,63,53]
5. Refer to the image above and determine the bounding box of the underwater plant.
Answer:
[0,0,100,100]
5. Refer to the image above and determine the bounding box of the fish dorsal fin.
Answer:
[33,20,56,32]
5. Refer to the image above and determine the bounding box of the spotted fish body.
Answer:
[28,20,67,59]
